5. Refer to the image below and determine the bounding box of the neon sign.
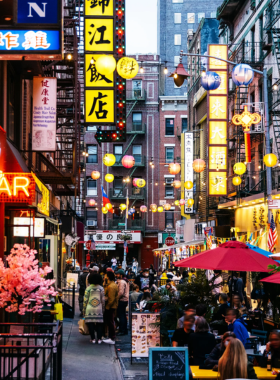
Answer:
[0,172,36,204]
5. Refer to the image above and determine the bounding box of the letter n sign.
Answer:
[17,0,59,24]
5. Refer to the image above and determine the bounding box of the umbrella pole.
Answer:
[230,271,235,308]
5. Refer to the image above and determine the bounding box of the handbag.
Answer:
[54,296,63,321]
[78,319,89,335]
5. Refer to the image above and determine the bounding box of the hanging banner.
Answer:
[184,132,194,214]
[32,77,57,151]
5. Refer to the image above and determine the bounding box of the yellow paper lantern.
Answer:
[103,154,116,166]
[187,199,194,206]
[164,203,171,211]
[233,162,246,175]
[184,181,193,190]
[157,206,164,212]
[105,203,113,210]
[264,153,278,167]
[150,203,157,211]
[91,171,100,180]
[192,159,206,173]
[105,173,114,183]
[152,208,157,213]
[136,179,146,188]
[173,180,181,189]
[102,207,108,214]
[119,204,126,211]
[174,200,180,206]
[95,55,116,75]
[232,176,242,186]
[117,57,139,79]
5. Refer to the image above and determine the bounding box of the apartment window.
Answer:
[114,145,123,163]
[87,126,97,131]
[165,212,174,228]
[174,56,180,66]
[211,11,216,18]
[113,177,123,196]
[187,13,195,23]
[86,208,97,220]
[132,80,142,99]
[87,179,97,196]
[165,177,174,198]
[87,145,98,163]
[165,147,174,163]
[133,145,142,164]
[198,13,205,22]
[133,112,142,125]
[172,0,183,3]
[165,118,174,135]
[174,13,181,23]
[174,34,181,45]
[182,118,188,132]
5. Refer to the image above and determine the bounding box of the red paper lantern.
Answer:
[173,180,181,189]
[168,163,181,175]
[122,155,135,168]
[179,199,186,205]
[91,171,100,180]
[88,199,96,206]
[140,205,147,212]
[192,159,206,173]
[133,178,139,187]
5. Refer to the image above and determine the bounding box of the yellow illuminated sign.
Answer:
[85,54,114,88]
[209,72,228,95]
[209,96,228,120]
[85,0,114,17]
[32,173,50,217]
[209,121,227,145]
[85,89,115,123]
[209,45,228,70]
[209,146,227,170]
[232,105,261,132]
[85,18,114,52]
[209,172,227,196]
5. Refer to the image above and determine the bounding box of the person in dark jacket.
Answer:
[213,293,230,321]
[135,268,154,290]
[172,314,195,347]
[260,330,280,368]
[225,308,249,347]
[228,272,244,302]
[188,317,216,366]
[204,331,236,369]
[78,267,89,316]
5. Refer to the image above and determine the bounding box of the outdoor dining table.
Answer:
[190,366,278,379]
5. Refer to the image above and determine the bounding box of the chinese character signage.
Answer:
[32,173,50,217]
[182,132,194,214]
[208,45,228,197]
[0,172,36,204]
[32,77,57,151]
[93,230,142,244]
[0,30,60,51]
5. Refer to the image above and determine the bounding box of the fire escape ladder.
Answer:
[126,100,138,118]
[272,112,280,159]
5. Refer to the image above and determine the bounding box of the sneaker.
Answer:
[103,338,115,345]
[97,339,102,344]
[91,340,96,344]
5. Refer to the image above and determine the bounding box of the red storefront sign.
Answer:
[0,172,36,204]
[85,240,92,250]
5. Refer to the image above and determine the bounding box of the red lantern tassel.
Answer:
[244,132,251,163]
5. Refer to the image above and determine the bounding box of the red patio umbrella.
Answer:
[260,272,280,283]
[174,241,277,272]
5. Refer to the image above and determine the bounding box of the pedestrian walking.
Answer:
[132,257,138,275]
[103,271,119,345]
[78,267,88,317]
[111,256,117,270]
[83,273,105,344]
[116,269,129,336]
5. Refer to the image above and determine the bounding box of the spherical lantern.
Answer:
[136,179,146,188]
[192,159,206,173]
[184,181,193,190]
[157,206,164,212]
[233,162,246,175]
[102,207,108,214]
[168,163,181,175]
[152,208,157,213]
[119,204,126,211]
[232,64,254,86]
[232,176,242,186]
[173,180,181,189]
[128,208,135,215]
[122,155,135,169]
[105,173,114,183]
[95,55,116,76]
[201,71,221,91]
[187,198,194,206]
[264,153,278,167]
[117,57,139,79]
[164,203,171,211]
[133,178,140,187]
[179,199,186,205]
[91,171,100,180]
[88,199,96,206]
[140,205,147,213]
[105,203,113,211]
[103,153,116,166]
[174,200,180,206]
[150,203,157,211]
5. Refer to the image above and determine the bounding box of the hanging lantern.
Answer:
[105,173,114,183]
[88,199,96,206]
[95,55,116,76]
[174,200,180,206]
[122,155,135,169]
[164,203,171,211]
[264,153,278,167]
[184,181,193,190]
[192,159,206,173]
[150,203,157,211]
[173,180,181,189]
[187,198,194,206]
[133,178,140,187]
[128,208,135,215]
[136,178,146,188]
[119,204,126,211]
[91,171,100,180]
[157,206,164,212]
[179,199,186,205]
[233,162,246,175]
[168,163,181,175]
[140,205,147,212]
[152,208,157,213]
[103,154,116,166]
[105,203,113,211]
[117,57,139,79]
[232,176,242,186]
[232,63,254,86]
[102,207,108,214]
[201,71,221,91]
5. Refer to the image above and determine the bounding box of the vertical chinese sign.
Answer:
[181,132,194,215]
[208,45,228,197]
[84,0,126,142]
[32,77,57,151]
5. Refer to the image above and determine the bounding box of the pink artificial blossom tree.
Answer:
[0,244,57,315]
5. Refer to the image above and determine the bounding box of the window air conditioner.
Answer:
[87,220,97,227]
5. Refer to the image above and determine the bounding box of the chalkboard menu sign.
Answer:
[149,347,189,380]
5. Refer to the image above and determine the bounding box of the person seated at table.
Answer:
[233,294,247,316]
[218,338,257,380]
[177,304,196,329]
[188,317,216,366]
[136,290,152,311]
[260,330,280,368]
[130,284,142,303]
[213,293,229,321]
[204,331,236,369]
[172,315,195,347]
[225,308,249,347]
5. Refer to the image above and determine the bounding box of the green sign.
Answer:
[118,223,125,226]
[162,233,177,243]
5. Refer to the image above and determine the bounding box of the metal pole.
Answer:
[123,187,128,270]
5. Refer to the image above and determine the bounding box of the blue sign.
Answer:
[0,30,60,51]
[17,0,59,24]
[149,347,189,380]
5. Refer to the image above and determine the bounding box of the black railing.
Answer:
[126,90,146,101]
[0,321,62,380]
[127,123,146,134]
[109,187,146,199]
[108,218,145,231]
[58,277,75,319]
[229,42,264,66]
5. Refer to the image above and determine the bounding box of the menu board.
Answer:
[149,348,189,380]
[131,313,160,357]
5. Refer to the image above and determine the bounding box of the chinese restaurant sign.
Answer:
[84,0,127,142]
[32,173,50,217]
[207,44,228,197]
[0,172,35,204]
[184,132,194,214]
[32,77,57,151]
[93,230,142,244]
